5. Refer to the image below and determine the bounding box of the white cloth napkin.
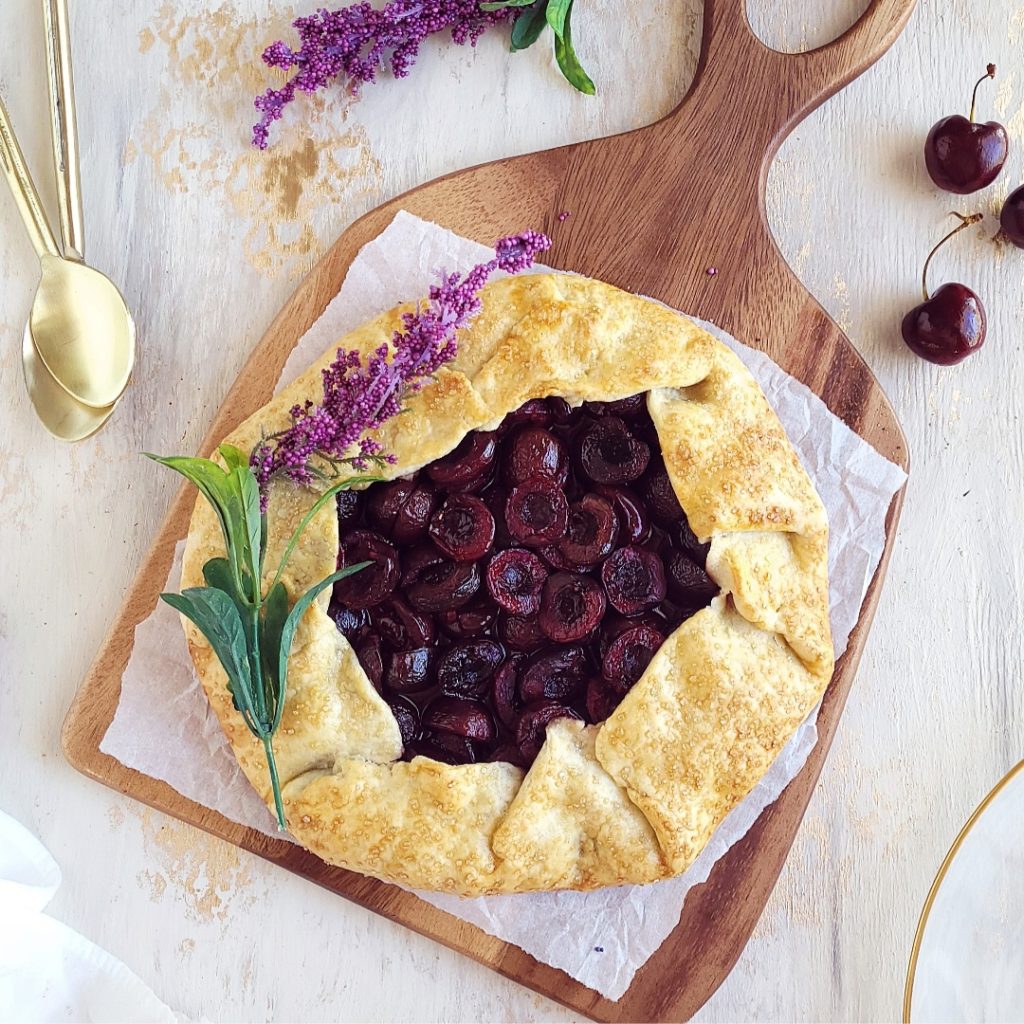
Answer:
[0,810,179,1024]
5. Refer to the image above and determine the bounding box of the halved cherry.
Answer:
[355,633,385,691]
[666,550,718,607]
[501,398,554,431]
[677,516,710,564]
[538,572,607,643]
[519,646,588,703]
[406,557,481,612]
[516,700,581,761]
[506,478,569,547]
[497,613,547,652]
[488,743,527,767]
[329,602,369,642]
[505,427,569,487]
[486,548,548,615]
[437,597,498,640]
[405,736,469,765]
[558,493,620,567]
[597,486,651,545]
[491,660,520,731]
[601,546,667,616]
[423,696,496,744]
[586,393,646,418]
[366,479,415,534]
[386,647,436,693]
[334,530,399,608]
[336,489,362,532]
[437,640,505,697]
[642,466,684,527]
[578,417,650,484]
[387,695,420,748]
[392,483,438,545]
[429,494,495,561]
[373,598,435,650]
[426,431,498,489]
[585,676,620,723]
[602,624,665,694]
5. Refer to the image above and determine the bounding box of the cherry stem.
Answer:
[921,213,983,302]
[968,63,996,122]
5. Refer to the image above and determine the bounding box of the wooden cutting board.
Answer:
[62,1,914,1019]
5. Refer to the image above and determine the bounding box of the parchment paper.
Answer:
[102,212,906,1000]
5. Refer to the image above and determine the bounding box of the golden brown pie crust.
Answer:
[180,273,833,895]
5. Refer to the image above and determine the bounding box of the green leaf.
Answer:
[260,581,290,695]
[553,3,595,95]
[146,453,248,594]
[272,562,370,732]
[480,0,536,7]
[218,443,249,473]
[545,0,571,38]
[511,0,549,50]
[162,587,261,733]
[229,464,263,601]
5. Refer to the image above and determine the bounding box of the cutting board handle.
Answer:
[669,0,917,154]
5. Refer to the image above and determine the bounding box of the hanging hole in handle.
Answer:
[745,0,872,54]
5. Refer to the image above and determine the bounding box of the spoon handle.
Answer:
[0,96,61,260]
[42,0,84,260]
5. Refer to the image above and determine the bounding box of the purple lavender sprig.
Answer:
[250,229,551,509]
[253,1,517,149]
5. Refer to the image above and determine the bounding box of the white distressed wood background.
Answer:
[1,0,1022,1020]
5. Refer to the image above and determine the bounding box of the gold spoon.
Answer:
[0,63,134,410]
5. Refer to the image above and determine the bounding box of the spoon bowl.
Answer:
[31,252,135,407]
[22,325,116,441]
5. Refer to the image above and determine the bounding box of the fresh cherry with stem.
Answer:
[901,213,987,366]
[925,64,1008,195]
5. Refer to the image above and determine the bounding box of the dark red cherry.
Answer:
[925,65,1008,194]
[366,479,415,535]
[428,494,495,561]
[355,633,385,691]
[505,426,569,487]
[585,676,620,723]
[437,640,505,697]
[538,572,607,643]
[559,493,620,566]
[336,489,362,532]
[392,483,438,545]
[486,548,548,615]
[505,478,569,546]
[491,660,520,731]
[423,697,496,744]
[519,647,588,703]
[602,624,665,694]
[334,530,399,608]
[329,602,370,642]
[601,546,667,615]
[585,393,646,418]
[488,743,527,768]
[666,551,719,607]
[597,486,651,544]
[436,597,498,640]
[387,695,420,748]
[578,417,650,485]
[405,736,471,765]
[497,613,547,652]
[516,700,581,761]
[642,466,684,527]
[373,598,435,649]
[426,431,498,490]
[405,557,481,612]
[677,516,710,564]
[1000,184,1024,249]
[901,213,986,366]
[502,398,554,431]
[386,647,436,693]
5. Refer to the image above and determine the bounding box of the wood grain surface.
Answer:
[3,0,1023,1021]
[60,1,910,1020]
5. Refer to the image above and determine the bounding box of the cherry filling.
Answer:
[328,394,718,768]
